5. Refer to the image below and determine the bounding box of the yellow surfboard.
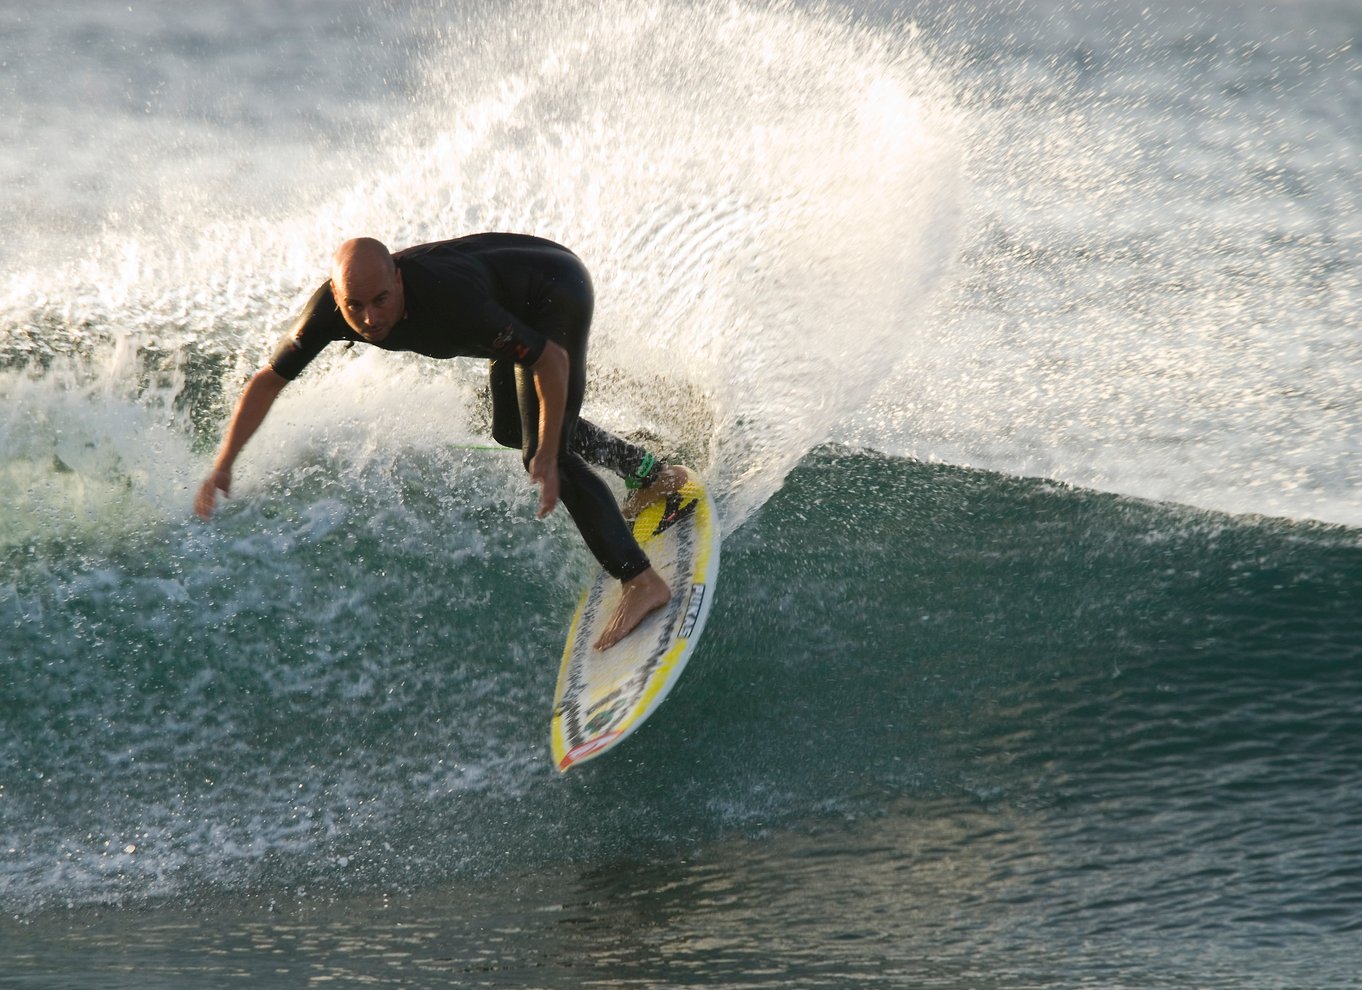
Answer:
[550,472,721,771]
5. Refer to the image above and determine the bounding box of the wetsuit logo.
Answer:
[493,325,532,362]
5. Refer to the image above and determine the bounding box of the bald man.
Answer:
[194,233,685,650]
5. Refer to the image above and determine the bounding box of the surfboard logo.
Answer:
[652,492,699,536]
[585,706,617,735]
[679,583,706,639]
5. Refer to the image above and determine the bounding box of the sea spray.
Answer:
[1,0,964,911]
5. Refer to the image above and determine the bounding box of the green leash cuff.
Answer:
[624,452,658,490]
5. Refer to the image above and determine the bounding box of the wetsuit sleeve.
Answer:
[479,298,549,366]
[269,282,343,380]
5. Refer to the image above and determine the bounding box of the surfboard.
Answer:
[550,471,721,771]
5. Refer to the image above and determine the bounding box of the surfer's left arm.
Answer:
[528,340,569,519]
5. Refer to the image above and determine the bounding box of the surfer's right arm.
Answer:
[194,366,289,520]
[196,283,340,520]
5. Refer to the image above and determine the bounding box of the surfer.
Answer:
[194,234,687,650]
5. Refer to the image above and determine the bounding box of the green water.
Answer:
[5,449,1361,987]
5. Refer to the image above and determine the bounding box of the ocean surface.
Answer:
[2,0,1360,986]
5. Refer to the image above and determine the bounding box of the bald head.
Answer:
[330,237,404,342]
[331,237,395,283]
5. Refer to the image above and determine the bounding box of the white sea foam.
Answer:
[4,0,1359,533]
[2,0,965,545]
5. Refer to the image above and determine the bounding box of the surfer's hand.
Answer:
[529,451,559,519]
[195,468,231,520]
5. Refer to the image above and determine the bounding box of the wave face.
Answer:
[6,449,1362,897]
[3,0,1362,986]
[4,448,1362,989]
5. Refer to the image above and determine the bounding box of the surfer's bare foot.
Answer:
[622,464,691,519]
[595,568,670,650]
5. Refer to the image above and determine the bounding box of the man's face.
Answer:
[332,263,404,342]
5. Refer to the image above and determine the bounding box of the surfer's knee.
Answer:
[491,421,521,451]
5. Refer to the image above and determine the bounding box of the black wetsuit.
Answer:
[269,233,654,581]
